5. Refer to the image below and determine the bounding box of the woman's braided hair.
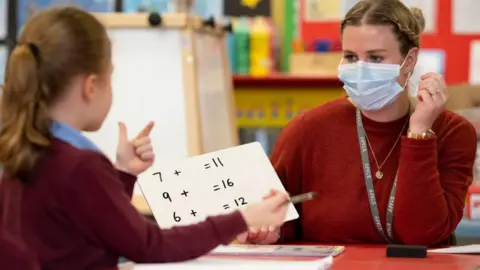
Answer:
[340,0,425,56]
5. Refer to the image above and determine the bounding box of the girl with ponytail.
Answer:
[0,6,289,270]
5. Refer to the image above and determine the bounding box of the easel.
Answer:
[90,12,238,215]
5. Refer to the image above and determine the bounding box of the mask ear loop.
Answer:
[403,72,412,89]
[399,51,414,91]
[337,57,346,71]
[400,50,412,70]
[400,51,416,112]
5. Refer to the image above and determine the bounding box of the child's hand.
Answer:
[238,189,288,243]
[115,121,155,175]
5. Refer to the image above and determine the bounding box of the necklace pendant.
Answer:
[375,171,384,180]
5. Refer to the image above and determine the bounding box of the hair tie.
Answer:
[26,42,41,65]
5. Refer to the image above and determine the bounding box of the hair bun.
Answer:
[410,7,425,33]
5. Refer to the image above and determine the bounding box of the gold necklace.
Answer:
[364,117,409,180]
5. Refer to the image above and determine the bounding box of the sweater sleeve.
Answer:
[60,154,248,263]
[270,114,306,243]
[116,169,137,198]
[394,120,477,246]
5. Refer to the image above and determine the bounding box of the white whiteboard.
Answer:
[138,142,299,229]
[195,32,236,153]
[84,28,189,194]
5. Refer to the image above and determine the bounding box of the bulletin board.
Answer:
[122,0,170,13]
[85,13,238,215]
[299,0,480,85]
[16,0,114,33]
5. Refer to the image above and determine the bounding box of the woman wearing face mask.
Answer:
[237,0,477,246]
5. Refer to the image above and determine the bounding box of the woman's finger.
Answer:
[420,72,437,80]
[418,89,434,106]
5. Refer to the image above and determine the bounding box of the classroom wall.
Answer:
[1,0,480,155]
[299,0,480,85]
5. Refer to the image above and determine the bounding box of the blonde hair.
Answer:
[0,7,110,182]
[341,0,425,56]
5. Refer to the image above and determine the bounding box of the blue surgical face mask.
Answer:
[338,59,410,111]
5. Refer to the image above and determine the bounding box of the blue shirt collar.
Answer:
[50,121,100,152]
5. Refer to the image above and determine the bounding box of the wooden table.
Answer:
[112,245,480,269]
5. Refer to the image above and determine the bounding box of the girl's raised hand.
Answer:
[115,121,155,175]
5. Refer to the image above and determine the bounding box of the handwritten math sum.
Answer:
[137,142,299,228]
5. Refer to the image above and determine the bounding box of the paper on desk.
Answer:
[429,244,480,254]
[211,244,344,257]
[132,256,333,270]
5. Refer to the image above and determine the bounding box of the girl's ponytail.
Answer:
[0,43,52,182]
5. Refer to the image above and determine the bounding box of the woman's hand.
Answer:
[409,73,449,133]
[115,121,155,175]
[236,226,281,244]
[237,189,287,244]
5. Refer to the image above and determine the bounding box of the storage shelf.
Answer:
[232,74,341,89]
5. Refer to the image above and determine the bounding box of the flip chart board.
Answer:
[138,142,299,228]
[194,32,237,152]
[85,13,238,213]
[84,24,190,163]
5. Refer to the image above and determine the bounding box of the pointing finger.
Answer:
[133,137,151,148]
[135,121,155,139]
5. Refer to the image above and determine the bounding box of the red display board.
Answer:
[300,0,480,85]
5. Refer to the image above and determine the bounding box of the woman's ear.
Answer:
[404,47,420,75]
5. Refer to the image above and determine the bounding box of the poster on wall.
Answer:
[401,0,436,33]
[341,0,358,17]
[0,45,7,84]
[340,0,436,33]
[123,0,169,12]
[17,0,114,34]
[123,0,223,19]
[223,0,270,17]
[194,0,224,19]
[305,0,341,22]
[453,0,480,34]
[470,41,480,85]
[0,0,7,39]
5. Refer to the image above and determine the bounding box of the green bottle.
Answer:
[234,17,251,75]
